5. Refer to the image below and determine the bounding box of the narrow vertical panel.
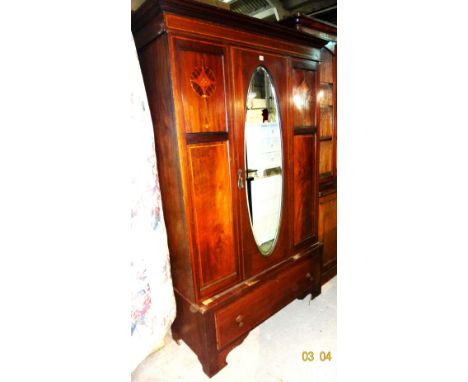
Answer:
[173,38,227,133]
[319,193,337,268]
[319,107,333,137]
[292,68,316,128]
[319,50,334,83]
[319,85,333,106]
[319,140,333,177]
[137,35,195,300]
[293,135,316,244]
[188,142,238,296]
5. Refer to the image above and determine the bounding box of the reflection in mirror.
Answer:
[244,67,283,256]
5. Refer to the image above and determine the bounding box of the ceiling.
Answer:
[228,0,336,24]
[131,0,337,26]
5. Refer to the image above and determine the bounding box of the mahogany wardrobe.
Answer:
[132,0,329,376]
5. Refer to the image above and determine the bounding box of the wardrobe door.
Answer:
[290,59,319,250]
[318,192,337,270]
[171,37,241,300]
[231,48,291,278]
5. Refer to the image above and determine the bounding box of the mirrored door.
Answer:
[231,48,291,277]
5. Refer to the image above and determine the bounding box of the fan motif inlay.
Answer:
[190,65,216,98]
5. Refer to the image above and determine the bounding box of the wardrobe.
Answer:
[281,15,338,284]
[132,0,328,376]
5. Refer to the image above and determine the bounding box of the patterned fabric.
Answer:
[130,34,176,371]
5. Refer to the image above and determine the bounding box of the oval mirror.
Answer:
[244,66,283,256]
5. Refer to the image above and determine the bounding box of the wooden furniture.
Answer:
[281,15,337,284]
[132,0,328,376]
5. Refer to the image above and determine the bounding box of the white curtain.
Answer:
[130,34,176,372]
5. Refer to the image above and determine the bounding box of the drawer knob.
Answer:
[235,315,244,328]
[306,272,314,281]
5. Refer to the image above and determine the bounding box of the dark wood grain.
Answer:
[172,38,228,133]
[132,3,325,376]
[185,132,228,144]
[294,126,317,135]
[173,245,322,377]
[317,48,336,187]
[318,191,337,283]
[319,106,333,138]
[132,0,329,50]
[137,35,196,301]
[214,254,320,349]
[292,66,316,128]
[231,47,291,278]
[187,142,240,297]
[280,14,337,42]
[293,135,317,246]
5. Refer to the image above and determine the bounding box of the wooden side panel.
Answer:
[318,47,336,186]
[187,142,239,296]
[138,35,195,300]
[173,38,228,133]
[319,106,333,137]
[293,135,316,245]
[318,192,337,270]
[319,140,333,178]
[319,50,334,83]
[292,68,316,128]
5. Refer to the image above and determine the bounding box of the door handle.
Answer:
[237,169,244,189]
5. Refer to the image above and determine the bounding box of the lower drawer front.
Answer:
[214,255,320,349]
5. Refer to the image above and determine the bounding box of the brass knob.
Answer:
[235,315,244,328]
[306,272,314,281]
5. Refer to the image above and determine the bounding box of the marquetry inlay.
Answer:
[190,65,216,98]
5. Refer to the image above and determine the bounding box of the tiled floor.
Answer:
[132,276,336,382]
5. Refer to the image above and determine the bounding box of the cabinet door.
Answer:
[318,192,337,270]
[231,48,290,277]
[171,37,241,300]
[318,47,337,186]
[290,59,319,249]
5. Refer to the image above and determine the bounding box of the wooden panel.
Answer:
[294,127,316,135]
[319,85,333,107]
[138,35,196,300]
[186,132,228,145]
[319,49,334,84]
[214,255,320,349]
[292,67,316,128]
[173,38,228,133]
[164,13,323,60]
[280,14,337,40]
[293,135,316,245]
[318,47,336,186]
[187,142,239,296]
[319,140,333,177]
[318,192,337,269]
[231,47,291,278]
[319,106,333,138]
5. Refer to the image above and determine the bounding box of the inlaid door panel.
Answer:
[172,38,228,133]
[187,141,240,298]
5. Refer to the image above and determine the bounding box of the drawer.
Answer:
[214,255,320,349]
